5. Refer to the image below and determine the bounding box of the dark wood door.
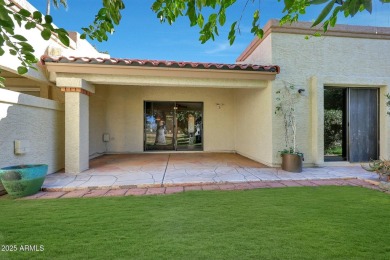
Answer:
[348,88,379,162]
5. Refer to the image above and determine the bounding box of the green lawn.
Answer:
[325,145,343,156]
[0,186,389,260]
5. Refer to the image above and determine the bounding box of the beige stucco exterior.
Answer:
[45,64,277,173]
[2,0,390,176]
[234,84,274,165]
[238,20,390,166]
[0,88,64,193]
[87,85,275,167]
[0,0,111,178]
[64,92,89,173]
[43,21,390,172]
[0,88,65,173]
[91,86,236,153]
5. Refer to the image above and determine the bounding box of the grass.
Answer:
[0,186,390,259]
[325,145,343,156]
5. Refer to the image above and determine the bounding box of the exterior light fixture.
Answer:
[216,103,224,109]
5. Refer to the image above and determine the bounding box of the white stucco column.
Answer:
[57,78,95,173]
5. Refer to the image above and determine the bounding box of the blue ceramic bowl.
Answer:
[0,164,48,198]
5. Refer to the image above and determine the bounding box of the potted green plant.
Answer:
[275,84,304,173]
[0,164,48,198]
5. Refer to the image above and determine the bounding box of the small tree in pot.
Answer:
[275,84,304,172]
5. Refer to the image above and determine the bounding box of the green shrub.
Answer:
[324,109,342,151]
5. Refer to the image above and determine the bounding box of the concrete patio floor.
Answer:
[42,153,379,191]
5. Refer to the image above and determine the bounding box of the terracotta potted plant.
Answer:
[275,84,304,173]
[0,164,48,198]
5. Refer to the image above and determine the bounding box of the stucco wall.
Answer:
[237,35,273,65]
[64,92,89,173]
[0,88,65,173]
[272,33,390,78]
[89,87,108,157]
[243,31,390,166]
[234,85,273,165]
[100,85,236,153]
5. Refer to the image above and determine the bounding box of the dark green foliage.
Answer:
[324,109,343,151]
[0,187,389,259]
[278,0,383,34]
[312,0,336,27]
[324,88,344,152]
[80,0,125,42]
[175,110,201,135]
[324,88,344,110]
[386,93,390,115]
[326,145,342,155]
[152,0,254,45]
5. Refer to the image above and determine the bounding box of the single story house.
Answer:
[1,0,389,177]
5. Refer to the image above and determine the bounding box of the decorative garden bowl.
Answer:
[0,164,48,198]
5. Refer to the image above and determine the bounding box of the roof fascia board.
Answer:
[45,63,277,81]
[56,77,95,93]
[54,72,269,89]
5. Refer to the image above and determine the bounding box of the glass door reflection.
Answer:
[144,101,203,151]
[144,102,175,150]
[175,102,203,151]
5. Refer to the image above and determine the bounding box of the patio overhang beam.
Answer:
[44,63,277,88]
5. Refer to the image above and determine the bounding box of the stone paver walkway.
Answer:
[1,153,382,200]
[42,153,379,192]
[22,178,381,200]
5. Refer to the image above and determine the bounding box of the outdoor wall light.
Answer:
[216,103,224,109]
[297,88,309,97]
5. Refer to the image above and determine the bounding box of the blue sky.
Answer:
[29,0,390,63]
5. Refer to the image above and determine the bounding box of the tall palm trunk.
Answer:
[46,0,50,15]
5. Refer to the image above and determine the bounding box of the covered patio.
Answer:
[42,153,378,191]
[41,56,280,174]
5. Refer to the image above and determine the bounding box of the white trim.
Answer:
[0,88,64,111]
[7,87,40,92]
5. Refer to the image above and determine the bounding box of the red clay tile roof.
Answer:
[41,56,280,73]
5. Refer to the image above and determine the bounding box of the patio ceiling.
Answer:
[41,56,280,89]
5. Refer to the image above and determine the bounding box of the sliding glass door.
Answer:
[144,101,203,151]
[144,102,175,150]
